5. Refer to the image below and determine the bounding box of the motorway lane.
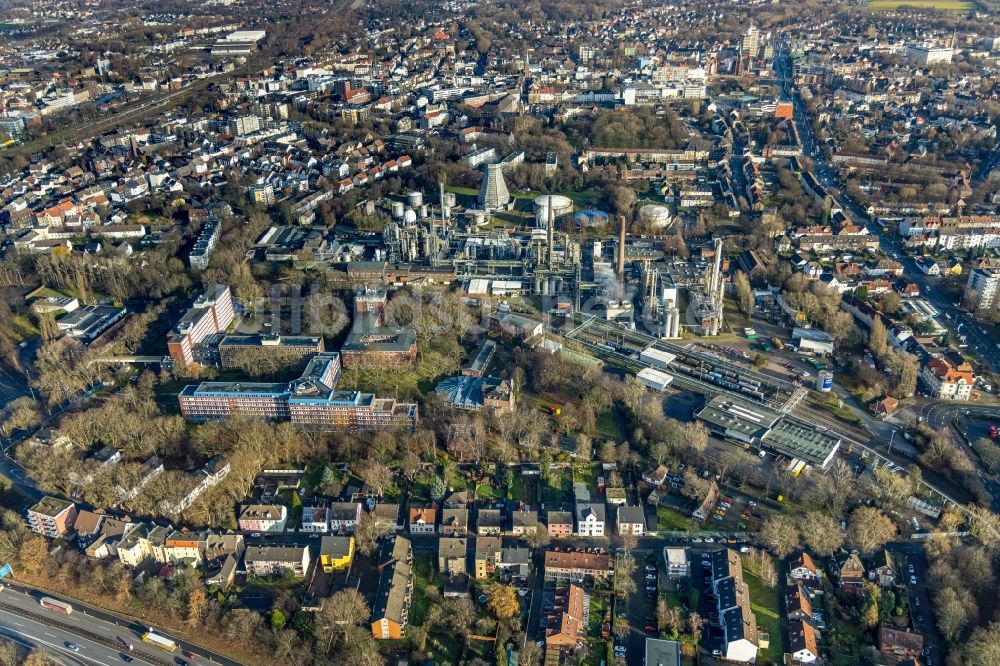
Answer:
[0,610,141,666]
[0,584,242,666]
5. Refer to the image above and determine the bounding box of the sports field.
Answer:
[868,0,971,10]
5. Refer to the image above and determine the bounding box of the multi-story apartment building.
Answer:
[178,353,418,431]
[575,503,605,537]
[188,218,221,271]
[705,549,759,664]
[906,43,953,65]
[328,502,362,533]
[371,537,413,640]
[238,504,288,533]
[966,268,1000,312]
[244,545,310,578]
[301,506,329,533]
[319,536,355,572]
[26,497,77,538]
[543,548,612,582]
[920,357,975,401]
[166,284,235,368]
[163,530,206,564]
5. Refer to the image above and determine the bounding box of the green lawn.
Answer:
[542,468,572,506]
[408,552,436,627]
[596,409,624,440]
[572,463,600,487]
[657,506,694,532]
[509,476,526,502]
[741,564,783,663]
[476,483,500,500]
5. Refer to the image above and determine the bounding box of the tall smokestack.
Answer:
[547,198,555,269]
[617,215,626,277]
[712,237,724,305]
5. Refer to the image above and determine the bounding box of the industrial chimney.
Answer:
[548,199,555,269]
[617,215,626,277]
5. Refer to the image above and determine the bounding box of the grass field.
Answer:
[868,0,970,9]
[741,564,783,663]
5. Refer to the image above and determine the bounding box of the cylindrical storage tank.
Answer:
[403,209,418,226]
[593,240,602,258]
[364,200,376,216]
[407,191,423,208]
[442,205,451,220]
[639,204,673,230]
[419,204,429,218]
[533,194,574,228]
[575,208,609,228]
[391,201,405,218]
[443,192,457,208]
[816,370,833,392]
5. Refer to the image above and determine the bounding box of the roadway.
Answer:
[775,49,1000,375]
[0,583,243,666]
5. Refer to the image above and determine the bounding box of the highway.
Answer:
[0,583,243,666]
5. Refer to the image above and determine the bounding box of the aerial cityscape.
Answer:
[0,0,999,664]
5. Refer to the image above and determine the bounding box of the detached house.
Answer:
[871,549,897,587]
[547,511,574,538]
[575,502,606,537]
[408,506,436,535]
[440,508,469,536]
[839,553,866,589]
[511,510,540,536]
[878,626,923,662]
[617,505,646,536]
[476,509,503,536]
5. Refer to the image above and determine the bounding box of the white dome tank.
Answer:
[639,204,673,229]
[533,194,574,228]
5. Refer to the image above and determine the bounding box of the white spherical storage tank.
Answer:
[533,194,574,228]
[639,204,673,229]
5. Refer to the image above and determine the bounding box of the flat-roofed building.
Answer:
[644,638,681,666]
[167,284,235,368]
[696,396,779,446]
[760,420,841,470]
[218,334,324,372]
[27,496,77,538]
[178,353,417,431]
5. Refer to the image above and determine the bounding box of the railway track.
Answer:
[788,403,874,444]
[0,601,176,666]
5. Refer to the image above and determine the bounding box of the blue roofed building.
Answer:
[434,375,514,414]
